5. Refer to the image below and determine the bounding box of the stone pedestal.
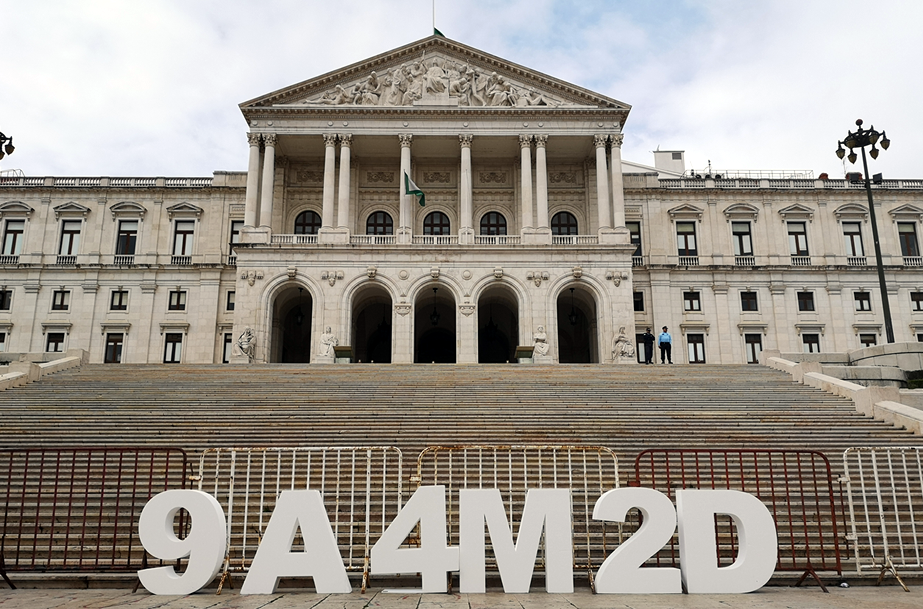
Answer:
[522,228,551,245]
[319,228,350,244]
[334,346,353,363]
[241,226,271,244]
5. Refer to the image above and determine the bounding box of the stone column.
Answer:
[336,134,352,229]
[321,134,337,228]
[595,134,611,232]
[519,134,533,232]
[459,134,474,244]
[244,133,261,228]
[258,134,276,229]
[609,134,626,229]
[535,135,549,230]
[398,134,413,243]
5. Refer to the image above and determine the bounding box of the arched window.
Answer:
[366,211,393,235]
[551,211,578,235]
[294,210,322,234]
[423,211,451,235]
[479,212,507,235]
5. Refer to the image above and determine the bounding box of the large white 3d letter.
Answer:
[138,490,226,595]
[241,490,351,594]
[370,485,459,592]
[459,488,573,593]
[676,489,778,593]
[592,487,681,593]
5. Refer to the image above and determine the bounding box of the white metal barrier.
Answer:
[195,446,403,592]
[843,446,923,590]
[416,445,621,588]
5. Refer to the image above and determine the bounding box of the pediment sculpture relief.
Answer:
[303,54,573,108]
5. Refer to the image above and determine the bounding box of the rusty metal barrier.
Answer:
[416,444,621,588]
[842,446,923,591]
[633,449,842,592]
[0,447,189,589]
[195,446,403,593]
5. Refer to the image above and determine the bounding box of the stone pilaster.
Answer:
[459,134,474,244]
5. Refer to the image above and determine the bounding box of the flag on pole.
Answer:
[404,172,425,207]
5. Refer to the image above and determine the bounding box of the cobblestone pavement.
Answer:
[0,586,920,609]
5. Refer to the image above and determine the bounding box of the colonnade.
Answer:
[242,132,627,240]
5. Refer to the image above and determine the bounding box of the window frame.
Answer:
[172,220,196,257]
[859,333,878,348]
[168,290,187,312]
[633,291,644,312]
[802,333,821,353]
[842,221,864,257]
[479,211,507,236]
[683,291,702,312]
[110,290,129,311]
[365,211,394,236]
[116,219,139,256]
[51,290,70,311]
[627,221,642,257]
[226,291,236,312]
[797,291,815,312]
[745,333,763,364]
[731,222,753,257]
[423,211,451,236]
[2,219,25,256]
[58,219,82,256]
[676,221,698,256]
[0,289,13,311]
[294,210,322,235]
[550,212,578,236]
[687,333,706,364]
[740,291,758,312]
[912,291,923,312]
[788,222,809,256]
[898,222,920,257]
[46,332,66,353]
[854,291,872,312]
[163,332,183,364]
[223,332,233,364]
[104,333,124,364]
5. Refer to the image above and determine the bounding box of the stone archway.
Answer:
[271,285,313,363]
[556,286,598,363]
[415,285,456,363]
[352,285,392,363]
[477,285,519,363]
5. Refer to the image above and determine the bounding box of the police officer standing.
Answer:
[641,327,655,365]
[658,326,673,364]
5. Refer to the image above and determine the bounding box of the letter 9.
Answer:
[138,490,227,595]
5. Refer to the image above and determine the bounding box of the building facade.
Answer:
[2,36,922,366]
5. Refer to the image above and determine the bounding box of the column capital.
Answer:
[519,134,533,148]
[338,133,353,147]
[323,133,338,147]
[534,134,548,148]
[610,134,624,148]
[593,134,609,148]
[399,133,413,148]
[459,133,473,148]
[247,133,262,146]
[263,133,278,147]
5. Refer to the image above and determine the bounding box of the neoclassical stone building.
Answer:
[2,36,922,365]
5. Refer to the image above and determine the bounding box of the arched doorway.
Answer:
[478,285,518,363]
[415,285,456,363]
[557,286,598,363]
[271,285,313,363]
[352,286,392,363]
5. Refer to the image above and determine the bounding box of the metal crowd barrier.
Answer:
[0,447,189,589]
[633,448,842,592]
[416,444,621,588]
[195,446,403,593]
[842,446,923,591]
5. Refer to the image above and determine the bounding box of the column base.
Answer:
[318,228,350,244]
[458,228,475,245]
[598,227,629,245]
[397,228,413,244]
[522,228,551,245]
[240,226,271,245]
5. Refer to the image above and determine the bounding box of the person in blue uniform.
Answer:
[658,326,673,364]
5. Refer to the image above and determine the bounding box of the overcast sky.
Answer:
[3,0,921,179]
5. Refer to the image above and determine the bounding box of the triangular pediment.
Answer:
[53,202,92,219]
[667,204,704,220]
[166,202,203,218]
[889,204,923,221]
[241,36,630,113]
[778,203,815,220]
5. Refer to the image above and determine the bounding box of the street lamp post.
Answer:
[0,132,14,161]
[836,119,894,343]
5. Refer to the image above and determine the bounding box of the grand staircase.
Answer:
[1,363,918,463]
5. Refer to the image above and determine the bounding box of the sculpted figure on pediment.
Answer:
[423,57,448,94]
[359,71,384,105]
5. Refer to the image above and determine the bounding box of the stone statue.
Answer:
[423,57,447,94]
[487,76,515,106]
[359,71,383,105]
[612,326,635,359]
[236,327,255,360]
[534,326,550,357]
[320,326,339,356]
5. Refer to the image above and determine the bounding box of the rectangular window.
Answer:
[899,223,920,257]
[912,292,923,312]
[105,333,124,364]
[633,291,644,312]
[855,291,872,312]
[745,333,762,364]
[58,220,81,256]
[46,332,65,353]
[683,291,701,312]
[0,332,5,352]
[173,220,195,256]
[788,222,809,256]
[627,221,642,257]
[0,289,12,310]
[51,290,70,311]
[802,333,821,353]
[230,220,243,246]
[687,333,706,363]
[223,332,233,364]
[116,220,138,255]
[676,221,697,256]
[732,222,753,256]
[226,291,236,312]
[168,290,187,311]
[860,333,877,348]
[740,291,758,312]
[843,222,864,257]
[797,291,815,312]
[110,290,128,311]
[164,333,183,363]
[2,219,25,256]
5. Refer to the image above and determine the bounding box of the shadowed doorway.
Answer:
[415,285,456,363]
